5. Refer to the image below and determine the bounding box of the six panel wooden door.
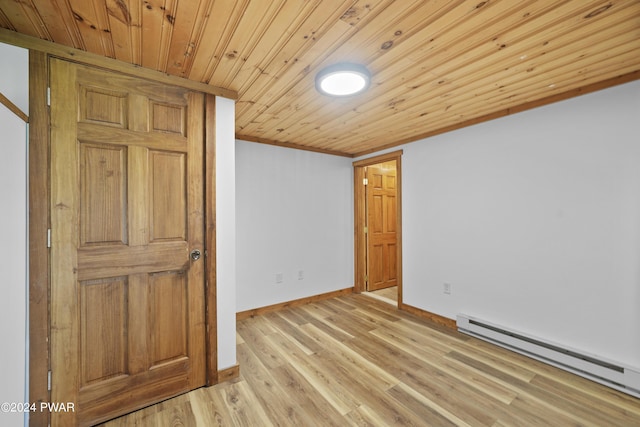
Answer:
[366,161,398,291]
[50,58,206,426]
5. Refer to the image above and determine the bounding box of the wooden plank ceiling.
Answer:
[1,0,639,157]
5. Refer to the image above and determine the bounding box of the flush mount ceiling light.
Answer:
[315,63,371,97]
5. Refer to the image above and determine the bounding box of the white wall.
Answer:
[235,141,354,312]
[216,96,237,370]
[0,41,29,427]
[0,44,28,114]
[399,80,640,368]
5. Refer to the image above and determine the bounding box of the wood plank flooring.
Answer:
[100,293,640,426]
[367,286,398,303]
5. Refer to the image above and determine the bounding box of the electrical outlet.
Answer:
[443,283,451,295]
[276,273,283,284]
[298,270,304,280]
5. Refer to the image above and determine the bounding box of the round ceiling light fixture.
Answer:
[315,63,371,97]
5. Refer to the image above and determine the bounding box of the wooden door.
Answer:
[50,58,206,426]
[366,161,398,291]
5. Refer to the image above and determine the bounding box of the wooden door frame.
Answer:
[353,150,403,305]
[29,50,51,427]
[28,54,220,425]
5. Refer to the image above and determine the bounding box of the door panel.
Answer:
[149,271,188,366]
[80,276,128,387]
[50,58,206,426]
[366,161,398,291]
[80,143,128,246]
[150,150,187,241]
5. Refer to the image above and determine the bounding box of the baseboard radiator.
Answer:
[456,314,640,398]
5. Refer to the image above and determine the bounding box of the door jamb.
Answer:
[204,94,218,385]
[29,50,50,427]
[353,150,403,305]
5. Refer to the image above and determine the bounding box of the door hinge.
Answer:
[364,226,368,234]
[363,178,368,185]
[364,275,368,283]
[47,229,51,248]
[47,371,51,391]
[47,87,51,107]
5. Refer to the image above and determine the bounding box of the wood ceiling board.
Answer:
[39,0,84,48]
[140,0,178,71]
[164,0,213,78]
[235,0,434,136]
[277,3,640,152]
[232,0,357,106]
[104,0,140,65]
[0,0,638,156]
[187,0,247,84]
[234,0,382,120]
[329,22,640,151]
[0,0,50,39]
[66,0,115,57]
[347,70,640,158]
[236,0,594,149]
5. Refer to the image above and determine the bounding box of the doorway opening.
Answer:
[353,150,403,307]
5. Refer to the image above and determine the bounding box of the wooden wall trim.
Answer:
[0,92,28,122]
[353,165,366,295]
[0,27,237,100]
[352,150,404,167]
[28,50,50,427]
[236,288,354,321]
[396,156,403,306]
[216,365,240,384]
[399,303,457,330]
[236,134,353,158]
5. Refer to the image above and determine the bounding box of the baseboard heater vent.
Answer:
[456,314,640,398]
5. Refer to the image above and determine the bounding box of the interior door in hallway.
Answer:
[50,58,206,426]
[366,161,398,291]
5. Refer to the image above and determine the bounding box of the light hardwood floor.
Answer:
[367,286,398,303]
[101,293,640,426]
